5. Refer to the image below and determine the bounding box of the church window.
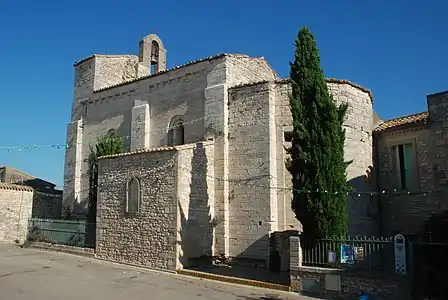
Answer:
[168,117,185,146]
[126,177,141,214]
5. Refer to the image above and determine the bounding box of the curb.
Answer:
[176,269,291,292]
[21,245,292,293]
[24,242,95,258]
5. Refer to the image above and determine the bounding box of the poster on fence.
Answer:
[340,244,354,264]
[354,246,365,261]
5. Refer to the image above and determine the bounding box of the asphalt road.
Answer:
[0,243,314,300]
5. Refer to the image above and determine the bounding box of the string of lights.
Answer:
[0,113,296,152]
[4,161,446,198]
[0,114,217,151]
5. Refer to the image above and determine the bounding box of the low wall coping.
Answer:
[298,265,408,281]
[298,266,343,274]
[0,183,33,192]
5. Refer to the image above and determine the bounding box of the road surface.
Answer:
[0,243,315,300]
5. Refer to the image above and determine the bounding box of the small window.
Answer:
[284,131,293,142]
[126,177,141,214]
[391,143,415,190]
[168,117,185,146]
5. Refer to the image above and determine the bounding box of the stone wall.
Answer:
[274,82,299,232]
[227,82,277,262]
[176,142,215,268]
[0,184,34,243]
[275,79,376,236]
[288,236,410,299]
[65,55,224,213]
[375,91,448,236]
[96,148,178,270]
[93,55,139,90]
[327,80,376,236]
[32,192,62,219]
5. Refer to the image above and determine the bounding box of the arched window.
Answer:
[168,117,185,146]
[126,177,141,214]
[150,41,160,74]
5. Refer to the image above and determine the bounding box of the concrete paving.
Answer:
[0,243,315,300]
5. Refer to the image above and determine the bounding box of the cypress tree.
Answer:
[87,132,124,224]
[287,27,351,248]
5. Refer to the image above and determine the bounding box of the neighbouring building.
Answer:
[0,167,63,243]
[374,91,448,237]
[64,33,378,270]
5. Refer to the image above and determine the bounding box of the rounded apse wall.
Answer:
[327,79,376,236]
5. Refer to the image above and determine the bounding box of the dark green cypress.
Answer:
[287,27,351,248]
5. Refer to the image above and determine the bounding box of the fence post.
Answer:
[289,235,302,292]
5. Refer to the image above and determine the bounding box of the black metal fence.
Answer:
[27,218,95,248]
[302,236,395,273]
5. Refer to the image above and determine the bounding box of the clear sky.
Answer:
[0,0,446,188]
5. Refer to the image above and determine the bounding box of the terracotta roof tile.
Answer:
[374,112,428,133]
[98,146,176,160]
[0,183,33,192]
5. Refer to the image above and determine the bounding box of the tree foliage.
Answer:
[87,133,124,223]
[287,27,351,248]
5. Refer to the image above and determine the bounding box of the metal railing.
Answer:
[302,236,395,273]
[26,218,95,248]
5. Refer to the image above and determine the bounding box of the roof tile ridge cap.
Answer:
[229,80,272,90]
[98,146,177,160]
[93,53,231,93]
[383,111,428,122]
[0,183,33,191]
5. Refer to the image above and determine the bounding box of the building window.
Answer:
[168,117,185,146]
[390,143,415,190]
[126,177,141,214]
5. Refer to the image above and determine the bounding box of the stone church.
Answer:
[64,33,446,271]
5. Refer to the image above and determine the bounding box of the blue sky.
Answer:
[0,0,446,188]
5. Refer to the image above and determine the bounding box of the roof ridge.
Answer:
[92,53,250,93]
[374,111,428,133]
[0,183,34,192]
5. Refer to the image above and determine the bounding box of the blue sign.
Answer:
[340,244,354,264]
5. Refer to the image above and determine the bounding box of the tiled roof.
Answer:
[73,54,137,67]
[98,146,176,160]
[0,183,33,192]
[74,53,250,93]
[374,112,428,133]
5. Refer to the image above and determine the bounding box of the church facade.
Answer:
[63,33,381,269]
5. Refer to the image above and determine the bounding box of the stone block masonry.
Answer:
[227,82,278,262]
[96,141,215,271]
[375,90,448,236]
[288,236,410,299]
[0,183,62,244]
[275,79,376,236]
[0,184,33,244]
[32,192,62,219]
[97,148,179,271]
